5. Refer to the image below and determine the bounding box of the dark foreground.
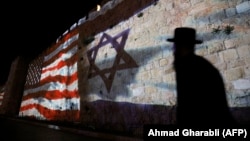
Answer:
[0,116,141,141]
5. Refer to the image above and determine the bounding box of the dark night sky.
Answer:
[1,1,103,85]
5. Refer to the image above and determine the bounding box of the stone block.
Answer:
[208,41,224,54]
[153,60,160,69]
[231,89,250,102]
[241,34,250,46]
[232,79,250,90]
[237,45,250,59]
[131,86,144,97]
[140,70,151,81]
[151,69,163,79]
[209,10,226,23]
[163,65,175,74]
[163,49,173,58]
[225,67,244,81]
[164,91,176,106]
[144,63,154,71]
[183,16,195,26]
[159,58,168,67]
[225,8,237,17]
[214,62,227,72]
[205,54,220,65]
[144,86,158,95]
[224,38,240,49]
[233,95,250,107]
[236,1,250,14]
[178,0,191,10]
[190,0,204,6]
[229,59,246,69]
[195,46,208,56]
[190,2,209,15]
[195,16,210,26]
[165,2,174,11]
[244,65,250,77]
[163,73,176,84]
[220,49,238,62]
[245,57,250,65]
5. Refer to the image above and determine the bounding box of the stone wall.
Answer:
[0,57,29,116]
[78,0,250,106]
[76,0,250,136]
[1,0,249,138]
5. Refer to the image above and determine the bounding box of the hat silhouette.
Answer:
[167,27,203,44]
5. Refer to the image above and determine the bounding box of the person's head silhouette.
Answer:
[167,27,202,57]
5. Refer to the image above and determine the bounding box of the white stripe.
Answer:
[44,34,79,62]
[70,23,77,31]
[41,62,77,80]
[63,30,69,36]
[19,108,46,120]
[23,80,78,96]
[42,46,78,71]
[20,97,80,111]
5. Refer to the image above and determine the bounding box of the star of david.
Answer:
[87,29,138,92]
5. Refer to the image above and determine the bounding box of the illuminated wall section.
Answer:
[19,29,80,121]
[83,28,172,104]
[15,0,249,137]
[77,0,250,136]
[0,86,5,107]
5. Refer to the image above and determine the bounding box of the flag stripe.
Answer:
[20,97,80,110]
[42,46,78,72]
[43,42,78,67]
[22,89,79,101]
[40,71,78,88]
[19,105,80,120]
[41,61,77,80]
[44,34,79,62]
[19,108,46,120]
[23,80,78,96]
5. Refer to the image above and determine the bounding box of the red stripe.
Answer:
[45,30,78,55]
[22,89,79,101]
[43,41,78,67]
[42,54,78,74]
[23,72,79,101]
[23,52,78,90]
[20,104,80,121]
[39,71,78,86]
[57,29,79,45]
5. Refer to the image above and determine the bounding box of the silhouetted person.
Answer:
[167,27,236,127]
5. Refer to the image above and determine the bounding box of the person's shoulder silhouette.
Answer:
[167,27,236,126]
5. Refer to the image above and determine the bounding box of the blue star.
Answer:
[87,29,138,92]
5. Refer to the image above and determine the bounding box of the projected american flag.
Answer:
[0,87,4,106]
[19,31,80,121]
